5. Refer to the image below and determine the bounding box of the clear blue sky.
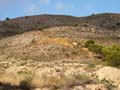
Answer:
[0,0,120,20]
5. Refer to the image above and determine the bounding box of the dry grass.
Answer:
[0,71,25,86]
[33,76,68,89]
[32,70,96,89]
[81,47,94,59]
[37,37,73,47]
[0,66,33,86]
[0,62,115,90]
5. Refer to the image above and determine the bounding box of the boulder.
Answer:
[96,66,120,86]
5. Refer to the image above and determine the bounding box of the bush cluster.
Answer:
[85,40,103,58]
[84,40,95,48]
[85,40,120,67]
[88,44,103,55]
[6,17,10,20]
[102,45,120,66]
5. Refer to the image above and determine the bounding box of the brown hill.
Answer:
[0,13,120,39]
[0,15,80,38]
[81,13,120,30]
[0,13,120,90]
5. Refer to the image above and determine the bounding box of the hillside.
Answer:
[0,15,80,38]
[0,13,120,90]
[0,13,120,39]
[81,13,120,30]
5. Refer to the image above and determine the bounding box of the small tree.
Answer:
[84,24,88,27]
[88,44,103,58]
[84,40,95,48]
[6,17,10,20]
[116,22,120,26]
[102,45,120,66]
[91,13,95,16]
[75,23,79,27]
[20,78,32,90]
[25,16,29,19]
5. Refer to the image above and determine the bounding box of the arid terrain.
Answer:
[0,13,120,90]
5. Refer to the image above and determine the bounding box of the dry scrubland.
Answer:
[0,26,120,90]
[0,13,120,90]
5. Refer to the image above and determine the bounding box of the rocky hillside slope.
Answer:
[0,13,120,90]
[0,13,120,39]
[0,25,120,90]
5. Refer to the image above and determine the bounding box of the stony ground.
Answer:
[0,26,120,90]
[0,58,120,90]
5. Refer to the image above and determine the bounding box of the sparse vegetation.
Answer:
[116,22,120,26]
[0,13,120,90]
[5,17,10,20]
[86,62,96,68]
[91,13,95,16]
[74,23,79,27]
[101,79,115,90]
[84,40,95,48]
[25,16,29,19]
[20,78,32,90]
[84,23,88,27]
[88,44,103,58]
[102,45,120,66]
[85,40,120,67]
[38,24,49,30]
[38,37,73,47]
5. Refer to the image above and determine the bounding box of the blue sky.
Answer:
[0,0,120,20]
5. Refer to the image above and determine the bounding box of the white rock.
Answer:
[117,85,120,90]
[86,84,108,90]
[64,67,86,78]
[72,86,86,90]
[72,42,78,46]
[96,66,120,86]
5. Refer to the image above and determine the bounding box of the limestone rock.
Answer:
[86,84,108,90]
[96,66,120,86]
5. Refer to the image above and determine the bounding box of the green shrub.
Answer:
[6,17,10,20]
[85,40,103,58]
[85,40,120,67]
[88,44,103,57]
[84,40,95,48]
[20,78,32,90]
[38,24,49,30]
[84,24,88,27]
[116,22,120,26]
[91,13,95,16]
[75,23,79,27]
[25,16,29,19]
[102,45,120,66]
[86,62,96,68]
